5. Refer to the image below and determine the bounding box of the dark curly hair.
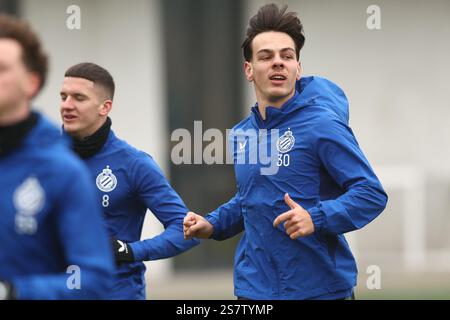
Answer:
[0,14,48,93]
[242,4,305,62]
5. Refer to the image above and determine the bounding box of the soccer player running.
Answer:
[183,4,388,300]
[0,15,114,300]
[59,62,199,300]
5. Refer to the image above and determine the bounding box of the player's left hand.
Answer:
[273,193,315,239]
[111,239,135,264]
[0,281,16,300]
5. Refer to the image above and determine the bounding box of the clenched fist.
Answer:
[183,211,214,240]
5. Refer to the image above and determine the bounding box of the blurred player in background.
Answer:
[0,15,114,300]
[60,62,199,300]
[184,4,387,300]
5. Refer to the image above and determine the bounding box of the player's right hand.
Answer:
[183,211,214,240]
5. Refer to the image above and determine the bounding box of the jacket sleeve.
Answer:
[205,192,244,241]
[12,163,114,300]
[307,117,388,235]
[128,155,199,261]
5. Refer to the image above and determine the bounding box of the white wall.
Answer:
[22,0,172,283]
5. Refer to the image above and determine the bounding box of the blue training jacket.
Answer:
[0,113,114,299]
[206,76,388,300]
[81,130,199,300]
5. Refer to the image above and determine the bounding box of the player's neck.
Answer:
[75,117,108,140]
[0,101,30,126]
[70,117,112,159]
[257,91,296,120]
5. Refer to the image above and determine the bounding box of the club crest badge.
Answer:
[96,165,117,192]
[14,176,45,216]
[277,128,295,153]
[13,176,45,234]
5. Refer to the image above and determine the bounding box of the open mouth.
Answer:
[63,114,78,121]
[269,74,287,83]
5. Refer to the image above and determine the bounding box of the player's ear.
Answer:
[244,61,254,82]
[99,100,112,116]
[296,61,301,80]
